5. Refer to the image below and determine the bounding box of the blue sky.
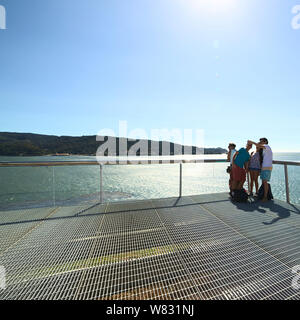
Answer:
[0,0,300,151]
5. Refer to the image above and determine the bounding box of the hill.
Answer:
[0,132,227,156]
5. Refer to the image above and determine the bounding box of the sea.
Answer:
[0,153,299,210]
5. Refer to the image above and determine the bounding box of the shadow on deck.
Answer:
[0,193,300,300]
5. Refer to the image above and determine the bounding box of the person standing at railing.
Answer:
[227,143,237,164]
[248,147,263,196]
[227,143,237,193]
[248,138,273,202]
[231,142,252,195]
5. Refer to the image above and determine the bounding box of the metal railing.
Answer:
[0,158,299,204]
[272,160,300,204]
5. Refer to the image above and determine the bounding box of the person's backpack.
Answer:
[257,183,273,200]
[232,189,249,203]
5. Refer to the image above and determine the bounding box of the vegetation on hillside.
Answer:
[0,132,227,156]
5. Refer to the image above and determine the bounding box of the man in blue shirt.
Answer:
[231,142,252,192]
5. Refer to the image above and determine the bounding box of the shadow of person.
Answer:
[231,198,266,214]
[260,201,291,225]
[290,204,300,215]
[231,197,293,225]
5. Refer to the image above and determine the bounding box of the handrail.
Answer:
[0,158,299,204]
[273,160,300,166]
[1,159,299,167]
[0,158,228,167]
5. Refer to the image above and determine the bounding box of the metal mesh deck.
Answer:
[0,193,300,300]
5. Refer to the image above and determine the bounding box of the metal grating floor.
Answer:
[0,193,300,300]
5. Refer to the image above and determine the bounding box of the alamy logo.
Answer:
[0,266,6,290]
[96,121,204,165]
[292,5,300,30]
[0,5,6,30]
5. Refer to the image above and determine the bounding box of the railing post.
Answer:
[179,163,182,198]
[284,164,290,204]
[52,166,56,207]
[100,164,103,204]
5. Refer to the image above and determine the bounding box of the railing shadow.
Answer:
[0,195,299,228]
[0,197,229,227]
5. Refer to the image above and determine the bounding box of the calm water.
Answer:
[0,153,300,209]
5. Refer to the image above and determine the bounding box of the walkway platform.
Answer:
[0,193,300,300]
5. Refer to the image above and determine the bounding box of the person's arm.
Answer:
[227,150,231,161]
[247,140,258,146]
[248,140,265,149]
[244,161,249,172]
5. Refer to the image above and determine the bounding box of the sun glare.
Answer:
[190,0,238,13]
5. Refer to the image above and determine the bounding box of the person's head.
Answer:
[228,143,236,150]
[259,137,269,145]
[246,142,253,151]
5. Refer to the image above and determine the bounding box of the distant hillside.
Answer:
[0,132,227,156]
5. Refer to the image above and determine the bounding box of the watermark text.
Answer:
[292,5,300,30]
[96,121,204,164]
[0,5,6,30]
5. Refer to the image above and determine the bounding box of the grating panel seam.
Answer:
[72,202,109,299]
[150,199,205,300]
[191,197,293,271]
[0,207,60,259]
